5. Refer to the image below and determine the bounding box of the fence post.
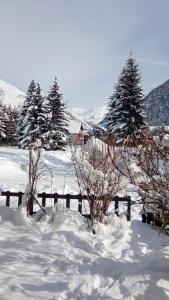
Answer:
[90,196,94,218]
[41,192,46,208]
[6,191,10,207]
[127,196,131,221]
[18,192,23,207]
[54,193,58,205]
[78,194,82,214]
[114,196,119,216]
[66,194,70,208]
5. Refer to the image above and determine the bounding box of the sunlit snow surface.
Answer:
[0,147,169,299]
[0,147,76,193]
[0,80,25,107]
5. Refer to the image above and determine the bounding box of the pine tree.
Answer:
[106,54,148,143]
[17,80,37,148]
[4,105,19,145]
[46,78,69,150]
[20,81,48,149]
[0,104,6,143]
[34,83,49,149]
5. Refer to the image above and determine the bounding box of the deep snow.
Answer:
[0,206,169,300]
[0,147,169,299]
[0,147,76,194]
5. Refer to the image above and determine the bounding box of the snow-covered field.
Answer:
[0,147,169,300]
[0,147,77,193]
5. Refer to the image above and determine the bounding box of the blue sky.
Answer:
[0,0,169,108]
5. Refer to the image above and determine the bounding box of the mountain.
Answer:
[66,109,91,133]
[69,105,108,126]
[0,80,25,107]
[146,79,169,125]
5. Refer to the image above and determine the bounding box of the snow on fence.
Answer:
[0,192,131,221]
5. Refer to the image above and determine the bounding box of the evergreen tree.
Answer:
[46,78,69,150]
[17,80,37,148]
[21,82,48,149]
[106,54,148,143]
[0,104,6,143]
[34,83,49,149]
[4,105,19,145]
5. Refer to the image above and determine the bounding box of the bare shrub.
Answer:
[22,148,47,216]
[71,137,124,226]
[108,134,169,226]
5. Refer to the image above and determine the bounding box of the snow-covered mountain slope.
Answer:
[66,109,91,133]
[69,105,108,125]
[146,79,169,125]
[66,106,108,133]
[82,105,108,124]
[0,80,25,107]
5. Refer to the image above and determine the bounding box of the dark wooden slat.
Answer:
[78,194,82,214]
[6,191,10,207]
[112,196,131,202]
[18,192,23,207]
[37,193,88,200]
[127,196,131,221]
[114,196,119,216]
[66,194,70,208]
[2,191,22,197]
[90,197,94,217]
[41,192,46,207]
[54,193,58,205]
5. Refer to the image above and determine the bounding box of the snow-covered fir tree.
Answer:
[34,82,49,149]
[4,105,19,145]
[0,104,6,143]
[18,80,48,149]
[105,54,148,143]
[46,78,69,150]
[17,80,37,148]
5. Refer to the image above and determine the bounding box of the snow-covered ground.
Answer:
[0,146,81,212]
[0,147,169,299]
[0,147,77,194]
[0,205,169,300]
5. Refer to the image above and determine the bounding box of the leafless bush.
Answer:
[108,134,169,226]
[22,148,47,216]
[71,138,124,226]
[21,148,50,216]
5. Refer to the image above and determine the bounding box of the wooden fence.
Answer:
[0,191,131,221]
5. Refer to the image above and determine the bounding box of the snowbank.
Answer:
[0,200,169,299]
[0,147,169,299]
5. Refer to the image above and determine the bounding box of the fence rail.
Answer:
[0,191,131,221]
